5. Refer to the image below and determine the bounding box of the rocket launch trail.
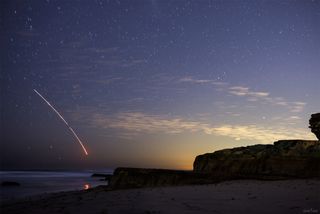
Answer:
[34,89,88,156]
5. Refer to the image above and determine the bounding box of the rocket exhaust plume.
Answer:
[34,89,88,156]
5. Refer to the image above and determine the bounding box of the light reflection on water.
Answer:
[0,171,112,201]
[84,184,90,190]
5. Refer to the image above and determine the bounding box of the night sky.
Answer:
[1,0,319,170]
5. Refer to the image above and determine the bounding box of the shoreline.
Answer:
[0,171,111,202]
[2,179,319,214]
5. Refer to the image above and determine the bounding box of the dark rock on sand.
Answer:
[309,113,320,140]
[1,181,20,187]
[194,140,320,178]
[109,168,214,189]
[91,173,109,177]
[91,173,112,181]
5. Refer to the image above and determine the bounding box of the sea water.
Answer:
[0,170,113,201]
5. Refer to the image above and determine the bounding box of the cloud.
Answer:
[178,77,227,86]
[290,102,306,113]
[229,86,250,96]
[228,86,306,113]
[179,77,212,84]
[203,125,313,144]
[251,92,270,97]
[288,116,301,120]
[178,76,306,113]
[229,86,269,98]
[82,111,315,143]
[90,112,205,134]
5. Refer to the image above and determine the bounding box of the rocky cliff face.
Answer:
[110,141,320,189]
[109,114,320,189]
[194,140,320,179]
[310,113,320,140]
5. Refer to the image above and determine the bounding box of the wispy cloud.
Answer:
[290,102,306,113]
[179,77,213,84]
[203,125,313,143]
[178,76,307,113]
[179,77,227,86]
[228,86,306,113]
[80,111,315,143]
[229,86,269,97]
[90,112,205,134]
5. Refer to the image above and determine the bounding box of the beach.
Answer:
[0,171,111,201]
[2,179,319,214]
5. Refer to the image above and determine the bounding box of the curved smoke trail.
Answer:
[34,89,88,156]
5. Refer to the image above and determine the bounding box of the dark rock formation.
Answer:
[91,173,112,181]
[107,114,320,189]
[194,140,320,179]
[109,140,320,189]
[309,113,320,140]
[109,168,214,189]
[1,181,20,187]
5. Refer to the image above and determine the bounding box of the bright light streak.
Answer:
[34,89,88,156]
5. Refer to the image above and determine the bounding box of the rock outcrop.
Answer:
[110,141,320,189]
[1,181,20,187]
[91,173,112,182]
[194,140,320,179]
[108,114,320,189]
[109,168,214,189]
[309,113,320,140]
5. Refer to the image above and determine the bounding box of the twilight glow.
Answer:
[1,0,319,170]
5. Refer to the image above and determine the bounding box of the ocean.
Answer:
[0,170,113,201]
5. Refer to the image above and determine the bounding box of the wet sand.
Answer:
[1,179,319,214]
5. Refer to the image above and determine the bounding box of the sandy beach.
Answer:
[1,179,319,214]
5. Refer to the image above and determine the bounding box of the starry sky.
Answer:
[1,0,319,170]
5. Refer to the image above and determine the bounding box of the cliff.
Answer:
[193,140,320,179]
[310,113,320,140]
[109,141,320,189]
[109,114,320,189]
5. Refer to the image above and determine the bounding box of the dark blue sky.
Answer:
[1,0,319,170]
